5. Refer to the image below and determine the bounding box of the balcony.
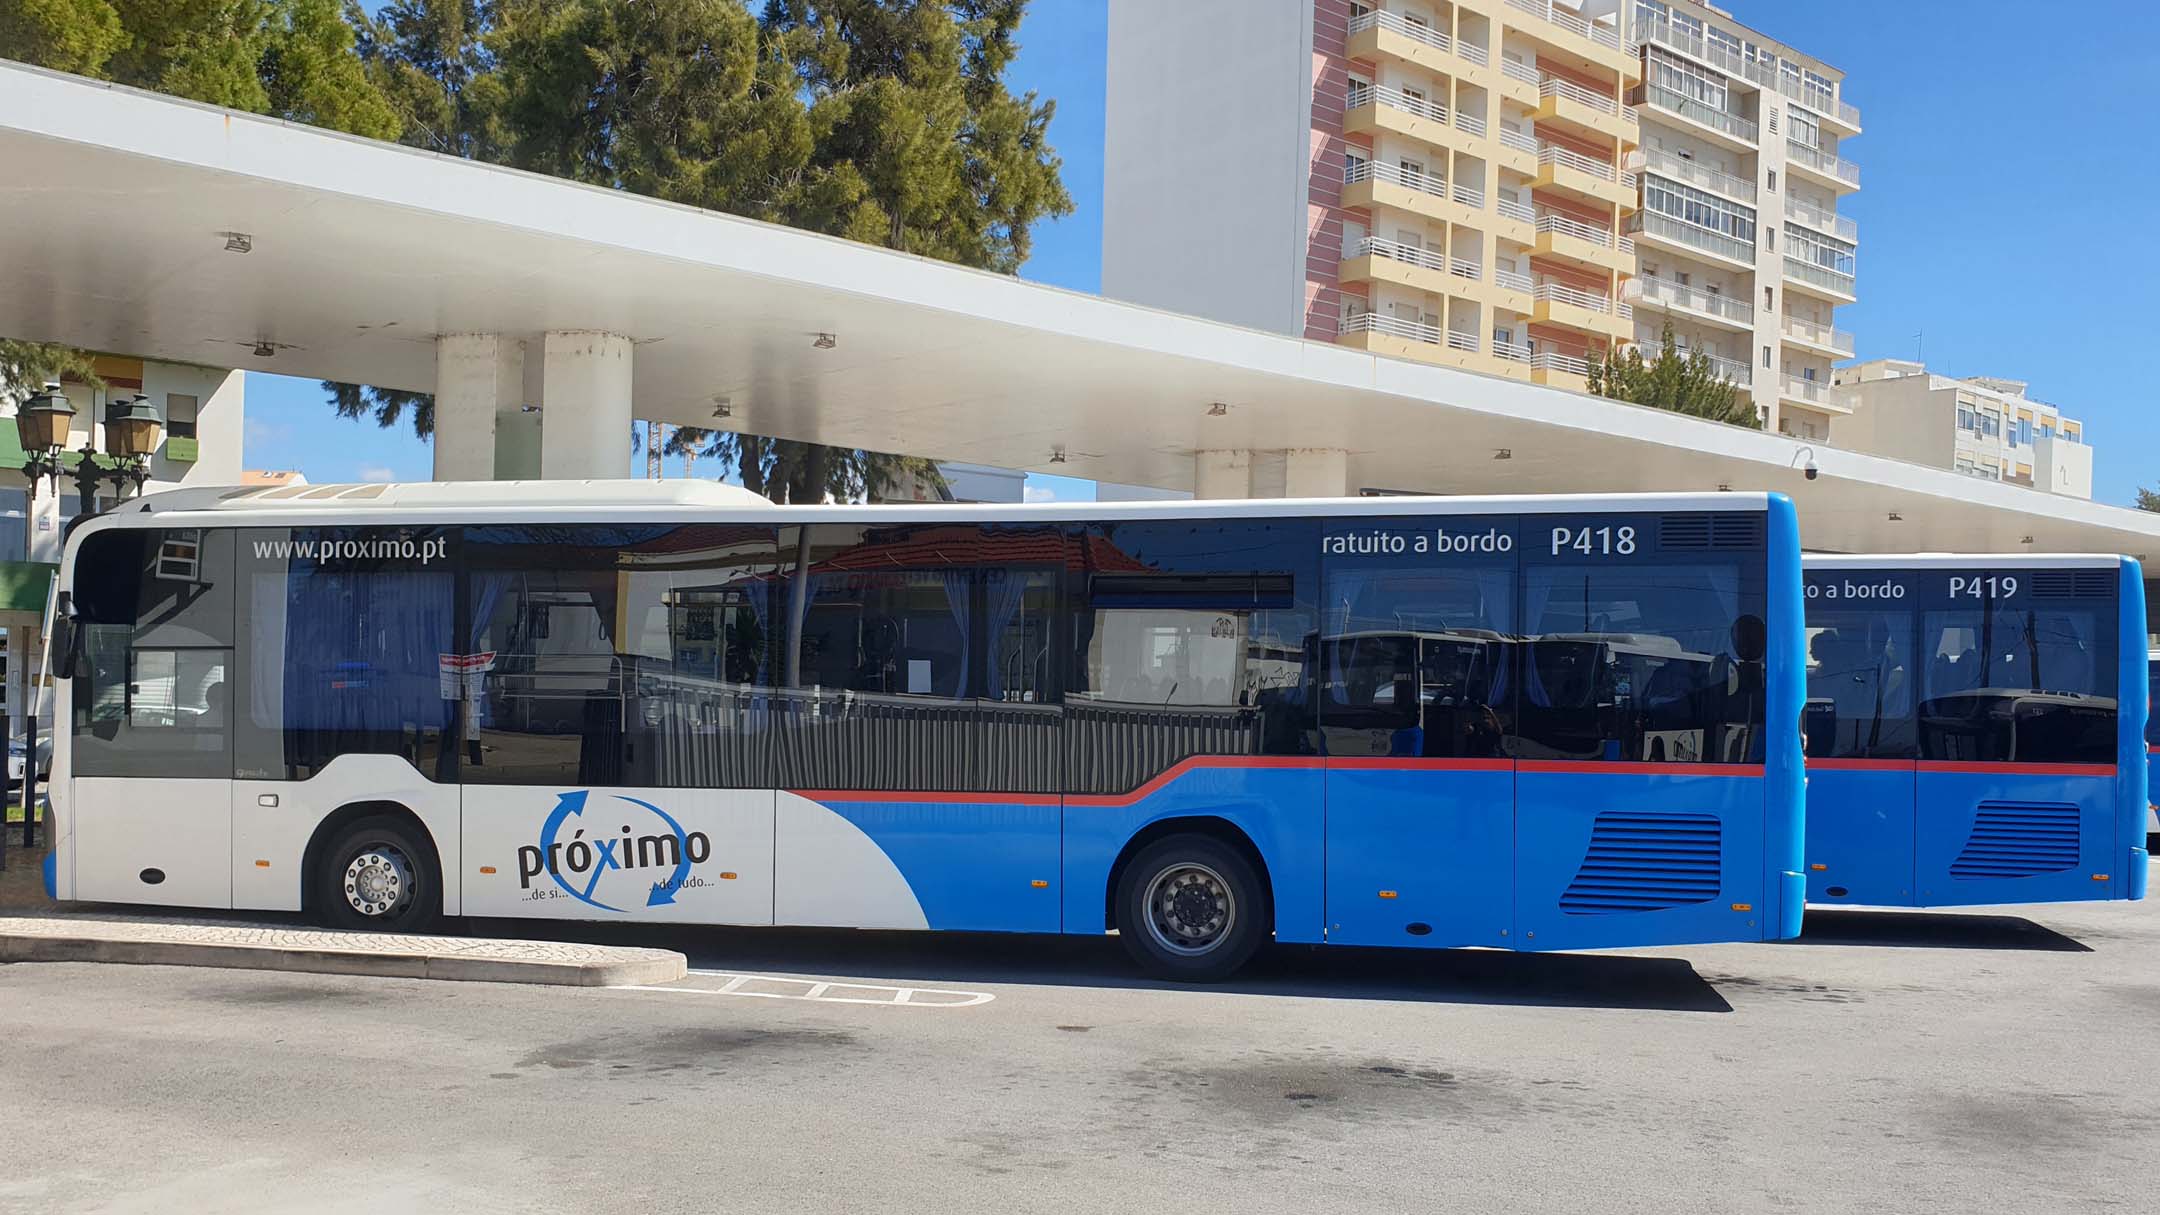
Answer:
[1784,197,1857,242]
[1530,349,1592,392]
[1791,84,1862,135]
[1637,83,1758,150]
[1532,281,1632,341]
[1336,312,1531,380]
[1627,210,1755,269]
[1347,9,1490,79]
[1642,149,1755,204]
[1632,14,1754,83]
[1784,139,1860,191]
[1700,352,1753,389]
[1782,255,1856,302]
[1533,211,1633,273]
[1779,374,1853,415]
[1502,0,1634,75]
[1629,274,1754,332]
[1780,314,1855,358]
[1343,158,1513,235]
[1497,56,1540,104]
[1533,142,1636,209]
[1341,236,1531,311]
[1535,76,1634,143]
[1345,81,1488,154]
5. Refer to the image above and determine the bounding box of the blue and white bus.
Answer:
[45,483,1805,978]
[1801,554,2149,908]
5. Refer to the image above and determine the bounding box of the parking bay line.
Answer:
[616,971,995,1008]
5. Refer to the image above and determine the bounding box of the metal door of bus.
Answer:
[1799,567,1921,906]
[1319,517,1516,949]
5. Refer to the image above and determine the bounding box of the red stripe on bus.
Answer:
[1913,761,2118,778]
[789,790,1062,806]
[1515,760,1764,777]
[1327,757,1515,773]
[1065,755,1325,807]
[1805,758,1915,772]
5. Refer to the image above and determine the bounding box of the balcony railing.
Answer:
[1540,76,1619,115]
[1633,14,1751,80]
[1634,275,1755,325]
[1345,157,1448,201]
[1643,149,1755,202]
[1781,315,1855,355]
[1496,195,1535,223]
[1352,236,1486,287]
[1498,126,1538,154]
[1348,10,1491,68]
[1348,81,1447,125]
[1640,83,1758,142]
[1505,0,1622,51]
[1495,266,1533,292]
[1342,311,1444,347]
[1783,256,1856,296]
[1536,211,1619,249]
[1629,210,1755,264]
[1501,58,1539,86]
[1539,142,1618,182]
[1531,350,1591,376]
[1702,353,1753,387]
[1534,281,1621,315]
[1784,197,1857,242]
[1494,338,1534,364]
[1780,374,1835,405]
[1785,139,1860,186]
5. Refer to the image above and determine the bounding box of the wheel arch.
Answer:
[301,800,445,915]
[1103,815,1276,935]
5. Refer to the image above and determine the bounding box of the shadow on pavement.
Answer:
[1785,908,2092,953]
[464,917,1735,1014]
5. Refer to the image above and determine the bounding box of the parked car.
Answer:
[8,735,52,788]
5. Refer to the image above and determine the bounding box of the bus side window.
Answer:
[69,529,234,779]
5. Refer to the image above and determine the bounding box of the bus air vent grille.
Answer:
[2028,570,2112,599]
[1950,802,2079,879]
[1658,513,1765,552]
[1559,813,1721,915]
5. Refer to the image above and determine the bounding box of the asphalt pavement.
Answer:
[3,885,2156,1214]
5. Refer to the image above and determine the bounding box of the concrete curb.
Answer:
[0,917,687,987]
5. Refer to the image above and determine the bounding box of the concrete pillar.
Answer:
[433,334,525,481]
[1283,449,1350,498]
[540,331,633,479]
[1193,449,1253,499]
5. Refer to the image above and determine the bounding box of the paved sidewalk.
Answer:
[0,915,686,987]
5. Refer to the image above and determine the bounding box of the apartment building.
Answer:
[1831,360,2092,500]
[1103,0,1859,433]
[1620,0,1859,440]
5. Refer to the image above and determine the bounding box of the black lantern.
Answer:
[103,394,164,459]
[15,382,75,491]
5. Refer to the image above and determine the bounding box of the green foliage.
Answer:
[2137,487,2160,513]
[0,0,127,74]
[0,340,104,400]
[1585,321,1760,429]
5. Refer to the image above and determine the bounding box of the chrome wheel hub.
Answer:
[343,848,412,918]
[1143,863,1235,957]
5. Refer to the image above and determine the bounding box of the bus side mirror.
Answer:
[49,595,79,681]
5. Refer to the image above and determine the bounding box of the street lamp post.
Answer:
[7,384,162,852]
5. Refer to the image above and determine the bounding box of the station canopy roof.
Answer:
[3,61,2156,563]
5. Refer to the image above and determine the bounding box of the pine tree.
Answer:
[0,340,104,402]
[2137,487,2160,512]
[1585,320,1759,429]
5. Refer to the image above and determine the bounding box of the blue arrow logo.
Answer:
[537,789,625,913]
[615,795,694,906]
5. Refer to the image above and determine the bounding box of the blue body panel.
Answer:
[1324,762,1513,947]
[1059,762,1328,943]
[1912,768,2117,906]
[1803,765,1917,904]
[1762,495,1808,940]
[1513,767,1768,950]
[2116,560,2149,896]
[815,797,1063,933]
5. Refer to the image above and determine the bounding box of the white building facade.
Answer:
[1830,359,2092,499]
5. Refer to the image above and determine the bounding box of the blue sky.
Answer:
[247,0,2157,506]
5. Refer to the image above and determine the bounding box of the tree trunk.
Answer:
[646,421,662,479]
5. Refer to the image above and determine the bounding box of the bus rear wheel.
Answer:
[314,815,442,934]
[1115,834,1265,982]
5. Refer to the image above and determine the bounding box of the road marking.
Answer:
[616,971,994,1008]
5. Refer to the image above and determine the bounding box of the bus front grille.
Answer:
[1950,802,2080,880]
[1559,813,1722,915]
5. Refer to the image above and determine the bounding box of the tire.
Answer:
[1115,833,1268,982]
[314,814,442,934]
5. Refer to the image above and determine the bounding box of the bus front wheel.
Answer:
[314,815,442,935]
[1115,834,1266,982]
